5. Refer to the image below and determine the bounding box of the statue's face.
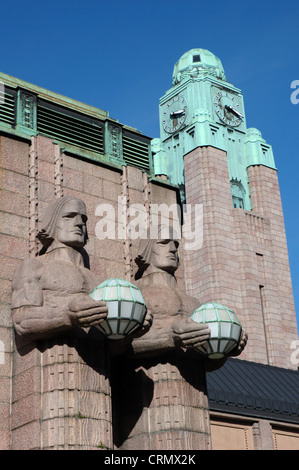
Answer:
[150,238,179,273]
[54,199,87,248]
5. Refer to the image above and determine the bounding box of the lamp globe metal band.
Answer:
[90,278,147,339]
[190,302,242,359]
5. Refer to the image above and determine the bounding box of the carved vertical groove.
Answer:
[142,171,151,230]
[28,136,38,257]
[121,165,132,281]
[54,144,63,198]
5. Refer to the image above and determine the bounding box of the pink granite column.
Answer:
[112,353,211,450]
[12,331,113,450]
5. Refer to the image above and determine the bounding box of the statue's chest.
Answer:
[142,286,194,318]
[40,262,88,294]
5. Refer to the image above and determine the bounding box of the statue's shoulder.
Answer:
[134,278,165,295]
[11,257,45,309]
[12,257,44,287]
[15,257,44,271]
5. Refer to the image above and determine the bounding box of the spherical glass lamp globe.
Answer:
[190,302,242,359]
[90,278,147,340]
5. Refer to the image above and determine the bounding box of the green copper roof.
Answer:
[0,71,109,120]
[172,48,226,85]
[0,71,153,172]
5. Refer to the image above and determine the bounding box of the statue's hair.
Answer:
[37,196,88,248]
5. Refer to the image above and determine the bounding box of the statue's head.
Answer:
[135,225,180,280]
[37,196,88,250]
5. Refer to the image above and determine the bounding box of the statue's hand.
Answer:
[68,294,108,328]
[172,316,210,350]
[228,329,248,357]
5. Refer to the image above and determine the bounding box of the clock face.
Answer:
[214,90,243,127]
[162,95,187,134]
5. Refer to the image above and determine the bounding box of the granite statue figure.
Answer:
[126,225,248,362]
[11,197,109,340]
[111,226,247,449]
[11,196,152,343]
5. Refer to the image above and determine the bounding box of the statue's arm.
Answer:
[109,311,210,359]
[109,285,247,362]
[11,260,107,340]
[11,259,66,339]
[129,313,212,357]
[13,304,73,339]
[109,324,178,358]
[127,321,178,358]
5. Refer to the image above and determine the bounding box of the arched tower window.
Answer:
[231,178,245,209]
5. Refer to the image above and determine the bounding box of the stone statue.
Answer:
[11,196,152,344]
[10,197,246,450]
[11,196,109,340]
[126,225,247,362]
[11,196,136,449]
[111,225,247,449]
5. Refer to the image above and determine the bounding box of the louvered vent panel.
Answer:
[123,134,150,170]
[0,92,15,125]
[37,103,104,153]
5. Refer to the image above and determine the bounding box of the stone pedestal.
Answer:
[112,353,211,450]
[12,331,113,450]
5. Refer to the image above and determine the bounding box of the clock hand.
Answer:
[225,105,244,119]
[170,109,185,116]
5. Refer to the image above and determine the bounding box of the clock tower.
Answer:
[152,48,298,369]
[154,48,275,209]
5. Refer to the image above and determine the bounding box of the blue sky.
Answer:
[1,0,298,330]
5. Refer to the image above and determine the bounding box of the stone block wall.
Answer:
[183,145,298,369]
[1,133,297,449]
[0,136,30,449]
[247,164,297,367]
[0,133,183,449]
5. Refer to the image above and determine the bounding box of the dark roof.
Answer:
[206,358,299,424]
